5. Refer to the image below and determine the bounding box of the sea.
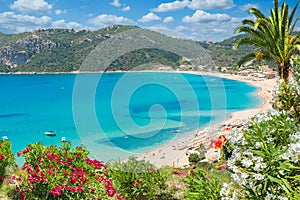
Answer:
[0,72,261,165]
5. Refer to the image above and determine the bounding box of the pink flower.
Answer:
[0,176,5,183]
[148,168,155,174]
[132,182,137,187]
[177,173,187,177]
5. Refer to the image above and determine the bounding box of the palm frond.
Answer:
[236,53,257,67]
[240,19,255,26]
[234,0,300,81]
[234,36,266,50]
[249,7,267,19]
[289,2,299,29]
[291,16,300,32]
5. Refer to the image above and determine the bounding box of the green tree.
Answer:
[234,0,300,82]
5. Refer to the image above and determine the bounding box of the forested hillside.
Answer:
[0,25,257,73]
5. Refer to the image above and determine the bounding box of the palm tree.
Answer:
[234,0,300,82]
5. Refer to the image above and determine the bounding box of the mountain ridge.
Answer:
[0,25,254,73]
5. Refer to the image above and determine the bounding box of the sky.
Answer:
[0,0,299,42]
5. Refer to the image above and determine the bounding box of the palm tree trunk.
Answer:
[278,61,293,82]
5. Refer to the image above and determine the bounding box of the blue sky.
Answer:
[0,0,299,41]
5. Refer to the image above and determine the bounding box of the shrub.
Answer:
[10,142,120,200]
[225,110,300,199]
[0,139,14,185]
[108,156,169,200]
[273,79,300,123]
[273,56,300,123]
[184,169,227,200]
[188,153,202,165]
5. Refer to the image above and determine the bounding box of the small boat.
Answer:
[45,131,56,136]
[171,129,182,134]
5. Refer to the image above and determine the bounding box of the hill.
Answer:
[0,25,257,73]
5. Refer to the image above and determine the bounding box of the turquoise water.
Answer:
[0,72,261,164]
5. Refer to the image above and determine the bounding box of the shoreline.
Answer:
[1,70,277,168]
[131,71,276,168]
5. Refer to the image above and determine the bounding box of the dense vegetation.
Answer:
[107,48,182,71]
[198,35,256,69]
[0,26,194,73]
[0,25,259,73]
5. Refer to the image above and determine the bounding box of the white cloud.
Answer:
[183,10,231,23]
[122,6,130,12]
[239,3,259,11]
[52,20,82,29]
[88,14,133,27]
[178,15,245,42]
[110,0,121,7]
[139,13,161,23]
[10,0,52,14]
[0,12,51,33]
[0,11,84,33]
[176,25,189,32]
[188,0,234,10]
[55,9,67,15]
[148,25,188,39]
[163,16,174,23]
[151,0,189,12]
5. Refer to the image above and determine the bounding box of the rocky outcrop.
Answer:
[15,35,57,54]
[0,46,30,67]
[0,34,57,68]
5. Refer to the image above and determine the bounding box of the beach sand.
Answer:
[135,71,277,168]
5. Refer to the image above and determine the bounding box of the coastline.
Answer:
[133,71,277,168]
[1,70,277,168]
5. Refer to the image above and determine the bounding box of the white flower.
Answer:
[230,191,238,200]
[265,193,274,200]
[220,183,230,197]
[241,172,248,179]
[280,152,290,160]
[253,173,264,180]
[279,170,285,175]
[255,142,262,148]
[254,163,261,172]
[231,174,240,183]
[252,156,263,162]
[241,158,253,167]
[260,163,266,169]
[278,196,288,200]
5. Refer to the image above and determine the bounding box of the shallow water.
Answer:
[0,72,261,164]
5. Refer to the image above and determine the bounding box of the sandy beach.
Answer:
[135,71,277,168]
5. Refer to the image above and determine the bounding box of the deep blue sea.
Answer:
[0,72,261,164]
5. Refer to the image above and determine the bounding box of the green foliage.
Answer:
[188,153,202,165]
[9,142,118,200]
[0,139,15,185]
[234,0,300,81]
[274,80,300,123]
[226,111,300,199]
[108,48,181,71]
[0,26,201,73]
[183,169,224,200]
[108,156,170,200]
